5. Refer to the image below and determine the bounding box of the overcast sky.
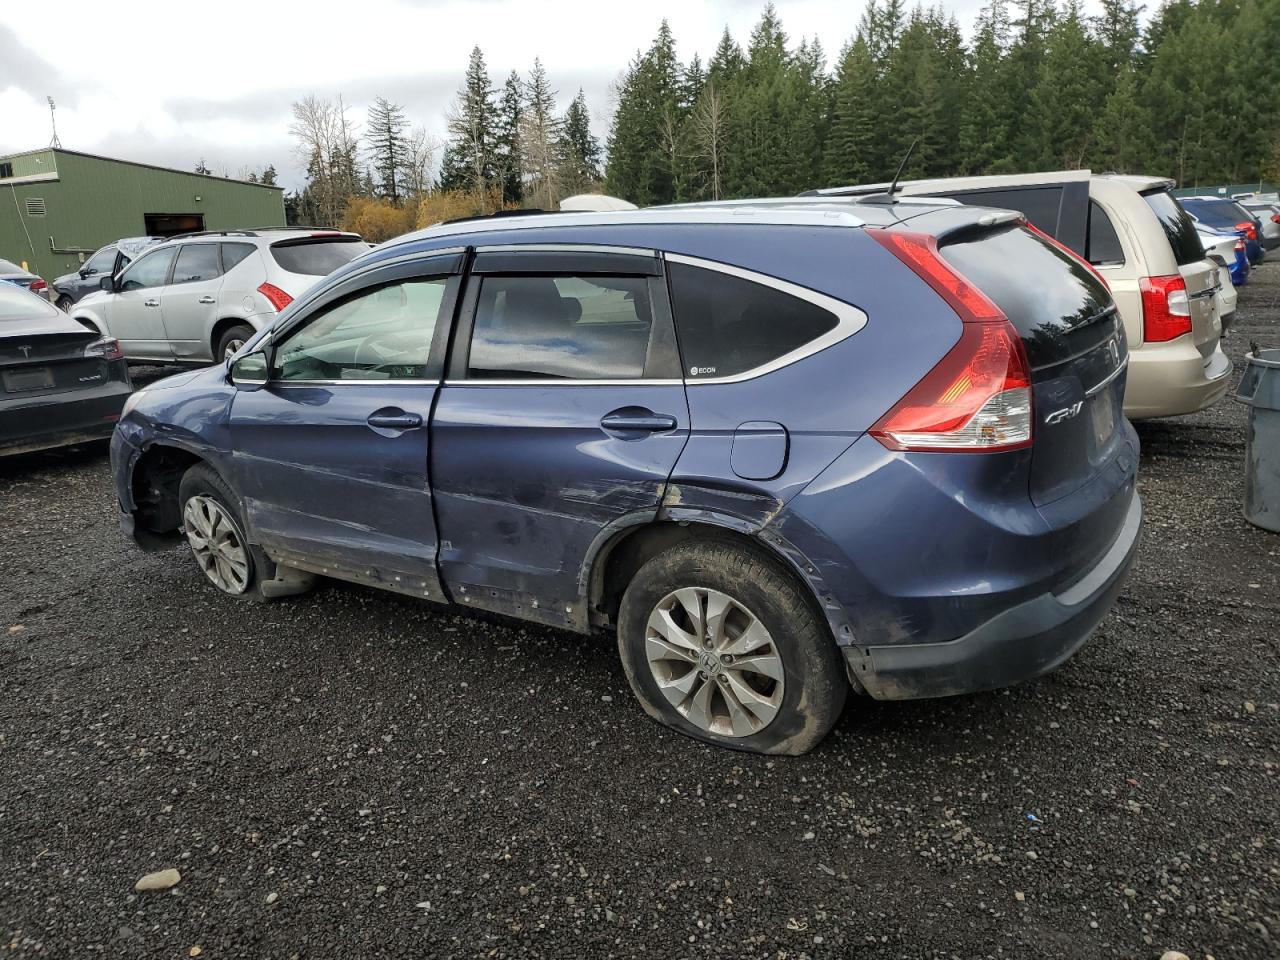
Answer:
[1,0,1105,191]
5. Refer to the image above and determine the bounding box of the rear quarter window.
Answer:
[666,262,839,379]
[1142,190,1205,266]
[1087,201,1125,265]
[936,186,1066,235]
[270,239,368,276]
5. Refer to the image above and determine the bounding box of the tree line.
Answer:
[606,0,1280,206]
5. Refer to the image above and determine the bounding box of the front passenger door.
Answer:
[107,246,176,360]
[229,255,460,599]
[162,243,225,361]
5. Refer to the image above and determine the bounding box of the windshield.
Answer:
[1142,190,1205,266]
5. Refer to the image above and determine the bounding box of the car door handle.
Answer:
[198,296,216,304]
[600,410,678,433]
[144,298,160,308]
[367,411,423,431]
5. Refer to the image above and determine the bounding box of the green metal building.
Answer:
[0,148,285,279]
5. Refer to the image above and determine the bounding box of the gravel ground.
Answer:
[2,270,1278,960]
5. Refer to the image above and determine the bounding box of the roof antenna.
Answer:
[862,139,918,205]
[47,97,62,149]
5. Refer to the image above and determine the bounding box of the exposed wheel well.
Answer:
[130,445,204,535]
[590,521,813,631]
[72,316,100,335]
[210,318,254,359]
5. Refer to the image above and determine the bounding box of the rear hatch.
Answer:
[938,223,1128,508]
[1,320,113,400]
[267,234,369,294]
[1142,189,1220,356]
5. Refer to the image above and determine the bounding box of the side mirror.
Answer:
[230,351,269,391]
[99,276,114,292]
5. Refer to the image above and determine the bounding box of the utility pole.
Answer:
[48,97,61,149]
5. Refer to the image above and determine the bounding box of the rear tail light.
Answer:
[1023,222,1111,290]
[1139,275,1192,342]
[1235,221,1258,241]
[869,229,1033,453]
[1235,239,1247,253]
[257,282,293,311]
[29,278,47,293]
[1271,213,1280,224]
[84,336,124,361]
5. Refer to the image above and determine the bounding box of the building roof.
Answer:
[0,147,283,191]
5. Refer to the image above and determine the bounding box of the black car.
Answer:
[50,238,160,311]
[1,282,132,457]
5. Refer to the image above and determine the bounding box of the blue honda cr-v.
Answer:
[110,198,1142,755]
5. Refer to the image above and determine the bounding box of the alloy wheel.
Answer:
[183,494,250,594]
[223,338,246,360]
[644,587,785,738]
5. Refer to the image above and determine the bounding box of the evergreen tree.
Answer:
[1091,67,1151,172]
[605,20,683,205]
[559,89,602,194]
[259,164,278,187]
[494,71,524,206]
[1029,0,1105,168]
[366,96,408,203]
[824,36,880,185]
[520,58,563,209]
[441,46,498,206]
[961,0,1012,173]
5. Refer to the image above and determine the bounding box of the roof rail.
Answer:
[441,208,550,226]
[162,229,260,241]
[243,225,350,233]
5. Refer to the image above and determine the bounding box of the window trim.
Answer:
[663,253,868,386]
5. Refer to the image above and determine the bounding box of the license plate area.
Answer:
[1091,387,1116,446]
[3,366,55,393]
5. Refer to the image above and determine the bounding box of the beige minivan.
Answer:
[812,171,1231,419]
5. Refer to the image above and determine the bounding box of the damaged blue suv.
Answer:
[111,198,1141,755]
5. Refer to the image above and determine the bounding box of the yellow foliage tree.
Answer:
[415,187,510,229]
[341,196,419,244]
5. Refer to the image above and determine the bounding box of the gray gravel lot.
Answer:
[2,269,1278,960]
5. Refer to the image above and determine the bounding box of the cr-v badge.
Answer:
[1045,401,1084,425]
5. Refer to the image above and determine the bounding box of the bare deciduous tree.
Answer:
[690,82,726,200]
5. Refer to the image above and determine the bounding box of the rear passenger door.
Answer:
[430,247,688,627]
[161,243,224,360]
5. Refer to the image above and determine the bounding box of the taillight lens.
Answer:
[1235,221,1258,241]
[84,336,124,361]
[1271,213,1280,224]
[1139,275,1192,342]
[869,229,1033,453]
[258,282,293,311]
[29,278,47,292]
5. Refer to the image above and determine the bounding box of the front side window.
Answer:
[84,247,117,275]
[118,248,175,291]
[273,277,447,381]
[468,275,654,380]
[667,262,839,380]
[171,244,223,284]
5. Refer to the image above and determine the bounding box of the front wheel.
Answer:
[177,463,264,601]
[617,538,847,755]
[55,295,74,312]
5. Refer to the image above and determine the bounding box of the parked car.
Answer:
[1196,229,1239,337]
[1179,196,1266,265]
[1,281,131,457]
[1198,224,1249,286]
[72,229,369,364]
[51,237,162,311]
[1235,196,1280,250]
[1,257,48,299]
[111,200,1141,755]
[808,172,1231,420]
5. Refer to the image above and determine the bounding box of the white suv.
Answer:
[72,229,369,363]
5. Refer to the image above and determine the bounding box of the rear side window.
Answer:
[270,239,367,276]
[171,244,222,284]
[940,226,1114,369]
[221,242,256,272]
[938,186,1065,235]
[667,263,838,379]
[468,275,653,379]
[1186,199,1250,223]
[1086,201,1125,265]
[1142,190,1204,266]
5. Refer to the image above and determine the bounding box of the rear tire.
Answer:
[215,324,255,363]
[617,538,847,755]
[177,463,265,601]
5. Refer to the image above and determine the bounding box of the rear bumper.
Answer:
[849,493,1142,700]
[1125,340,1232,419]
[0,380,131,456]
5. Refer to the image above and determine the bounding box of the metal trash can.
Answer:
[1235,349,1280,533]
